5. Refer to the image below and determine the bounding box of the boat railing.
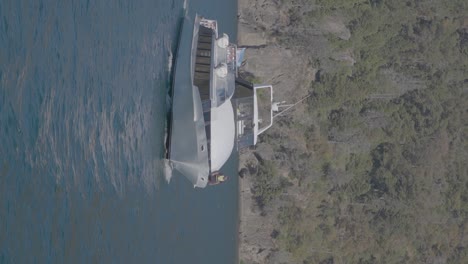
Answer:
[200,18,217,31]
[254,85,274,138]
[211,44,237,107]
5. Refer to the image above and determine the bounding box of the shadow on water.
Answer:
[163,8,186,163]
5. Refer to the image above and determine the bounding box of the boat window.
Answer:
[234,96,255,149]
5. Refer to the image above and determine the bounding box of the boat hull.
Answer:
[168,15,210,188]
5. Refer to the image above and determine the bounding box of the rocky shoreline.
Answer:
[236,1,468,263]
[236,1,353,263]
[236,0,315,262]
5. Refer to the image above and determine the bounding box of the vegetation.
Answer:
[256,87,273,131]
[251,160,287,212]
[251,0,468,263]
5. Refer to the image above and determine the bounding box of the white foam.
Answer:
[183,0,189,16]
[167,50,173,73]
[163,159,173,183]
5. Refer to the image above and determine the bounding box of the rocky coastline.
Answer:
[236,0,356,263]
[236,1,468,263]
[237,1,315,263]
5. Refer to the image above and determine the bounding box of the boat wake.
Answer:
[163,159,173,183]
[167,50,173,76]
[183,0,189,15]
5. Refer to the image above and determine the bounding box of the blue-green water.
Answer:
[0,0,238,263]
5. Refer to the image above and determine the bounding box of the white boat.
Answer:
[167,15,274,188]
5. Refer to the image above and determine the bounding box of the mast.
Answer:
[272,92,313,118]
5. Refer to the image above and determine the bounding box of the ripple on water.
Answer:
[0,0,241,262]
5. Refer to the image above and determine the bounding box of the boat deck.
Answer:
[194,26,213,102]
[194,25,214,171]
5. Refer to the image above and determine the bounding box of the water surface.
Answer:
[0,0,238,263]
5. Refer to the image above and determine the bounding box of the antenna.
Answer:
[273,92,313,118]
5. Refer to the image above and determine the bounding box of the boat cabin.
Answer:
[167,15,276,188]
[233,79,274,149]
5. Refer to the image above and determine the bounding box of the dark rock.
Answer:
[239,167,249,178]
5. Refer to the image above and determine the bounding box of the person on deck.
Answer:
[208,171,228,185]
[218,174,228,183]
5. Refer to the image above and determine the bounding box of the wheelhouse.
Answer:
[233,79,274,149]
